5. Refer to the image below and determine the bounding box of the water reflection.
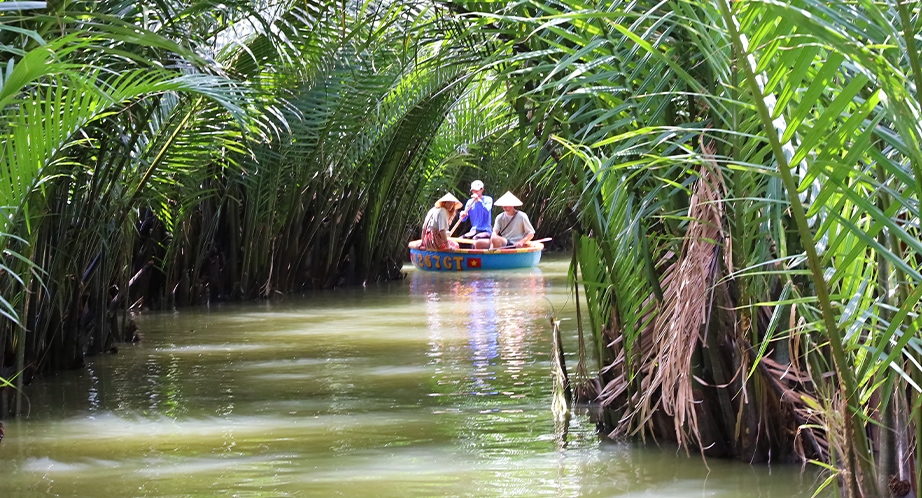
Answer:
[463,279,499,395]
[412,269,548,401]
[411,267,591,494]
[0,260,824,498]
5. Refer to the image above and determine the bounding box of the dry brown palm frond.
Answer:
[597,373,628,404]
[571,260,600,405]
[749,346,830,462]
[597,294,660,409]
[636,154,728,449]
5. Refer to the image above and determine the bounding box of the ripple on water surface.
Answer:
[0,257,823,497]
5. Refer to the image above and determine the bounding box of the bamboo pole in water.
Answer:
[15,274,31,416]
[550,317,572,418]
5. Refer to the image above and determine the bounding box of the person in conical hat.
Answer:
[458,180,493,249]
[490,191,535,249]
[493,191,523,207]
[420,193,462,251]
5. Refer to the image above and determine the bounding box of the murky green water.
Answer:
[1,256,822,497]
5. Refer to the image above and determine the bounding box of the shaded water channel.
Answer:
[1,257,822,497]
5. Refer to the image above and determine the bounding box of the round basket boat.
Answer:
[408,240,543,272]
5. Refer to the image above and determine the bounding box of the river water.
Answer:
[0,256,822,497]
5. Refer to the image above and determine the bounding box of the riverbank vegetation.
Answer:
[484,1,921,496]
[1,0,920,496]
[0,0,554,411]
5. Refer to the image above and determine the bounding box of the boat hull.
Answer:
[408,240,543,272]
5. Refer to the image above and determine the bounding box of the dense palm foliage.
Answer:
[447,0,921,495]
[0,0,550,415]
[1,0,269,410]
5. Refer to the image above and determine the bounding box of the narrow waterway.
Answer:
[1,256,822,497]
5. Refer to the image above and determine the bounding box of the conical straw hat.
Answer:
[493,191,523,207]
[436,192,463,209]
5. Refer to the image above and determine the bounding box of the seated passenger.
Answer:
[490,191,535,249]
[420,193,462,251]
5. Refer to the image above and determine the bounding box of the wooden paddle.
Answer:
[452,236,552,245]
[449,217,463,237]
[450,198,476,236]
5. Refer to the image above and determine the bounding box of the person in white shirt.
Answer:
[489,191,535,249]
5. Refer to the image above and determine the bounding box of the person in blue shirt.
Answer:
[459,180,493,249]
